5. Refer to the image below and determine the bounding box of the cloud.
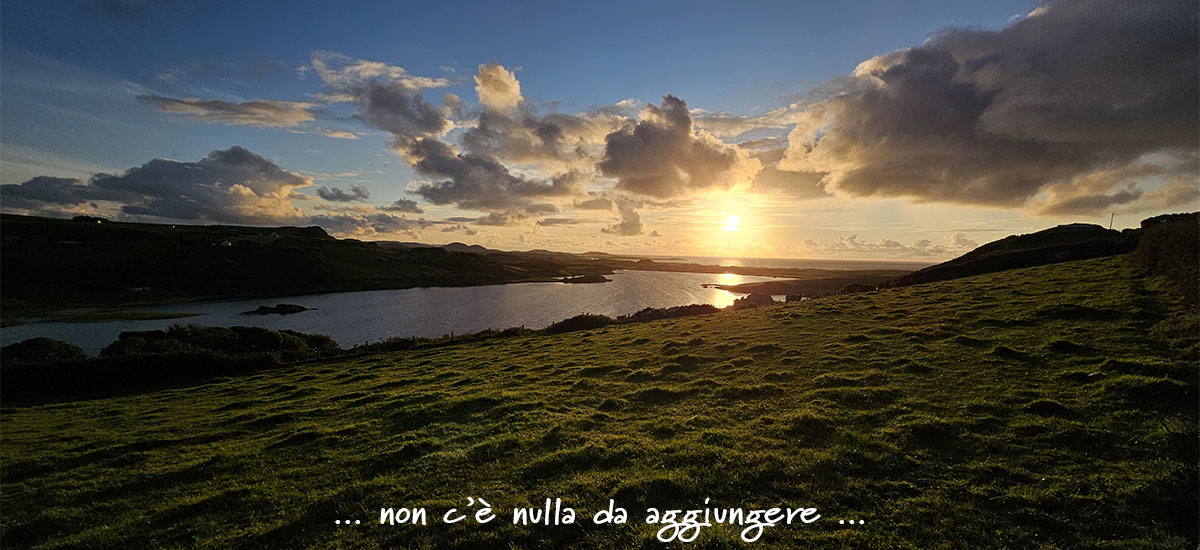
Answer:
[949,232,978,248]
[537,217,588,226]
[601,197,643,236]
[599,95,762,199]
[320,130,358,140]
[379,198,424,213]
[316,185,371,202]
[2,146,312,224]
[691,106,793,139]
[746,148,829,198]
[307,50,452,91]
[310,212,433,239]
[405,138,575,216]
[1032,154,1198,216]
[0,176,105,207]
[138,95,318,128]
[302,51,455,148]
[573,196,613,210]
[474,62,522,113]
[440,223,479,236]
[781,0,1198,213]
[461,63,626,169]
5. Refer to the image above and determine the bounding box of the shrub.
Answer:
[0,338,88,367]
[543,314,613,334]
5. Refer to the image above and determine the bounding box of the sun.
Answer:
[721,213,741,232]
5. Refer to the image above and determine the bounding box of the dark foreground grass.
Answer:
[1,256,1196,549]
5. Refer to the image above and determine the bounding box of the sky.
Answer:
[1,0,1196,260]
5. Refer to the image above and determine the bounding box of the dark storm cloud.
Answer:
[379,198,424,213]
[781,0,1199,213]
[1,147,312,224]
[316,185,371,202]
[599,95,761,199]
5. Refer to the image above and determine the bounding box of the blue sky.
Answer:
[1,0,1194,258]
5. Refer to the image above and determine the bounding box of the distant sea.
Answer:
[642,255,934,272]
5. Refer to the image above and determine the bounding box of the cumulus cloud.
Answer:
[781,0,1198,214]
[949,232,978,248]
[440,224,479,236]
[601,197,643,236]
[310,212,434,239]
[379,198,424,213]
[300,51,456,149]
[599,95,762,199]
[138,95,318,128]
[814,232,978,258]
[2,146,312,224]
[474,62,522,113]
[316,185,371,202]
[462,63,626,169]
[405,138,576,217]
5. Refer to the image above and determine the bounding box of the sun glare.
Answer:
[721,213,741,231]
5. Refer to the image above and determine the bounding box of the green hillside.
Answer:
[1,255,1196,549]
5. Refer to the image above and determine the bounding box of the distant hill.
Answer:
[897,223,1139,286]
[0,215,615,322]
[2,214,906,324]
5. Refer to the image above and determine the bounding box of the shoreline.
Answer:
[4,266,905,326]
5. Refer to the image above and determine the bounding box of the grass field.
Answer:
[1,255,1196,549]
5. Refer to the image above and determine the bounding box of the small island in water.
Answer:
[241,304,313,315]
[559,275,612,284]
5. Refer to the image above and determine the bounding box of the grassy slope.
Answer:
[1,256,1196,549]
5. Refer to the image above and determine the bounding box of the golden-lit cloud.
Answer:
[474,62,522,113]
[599,95,762,199]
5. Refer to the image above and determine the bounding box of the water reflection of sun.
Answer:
[711,273,743,308]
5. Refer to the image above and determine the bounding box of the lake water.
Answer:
[2,271,783,354]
